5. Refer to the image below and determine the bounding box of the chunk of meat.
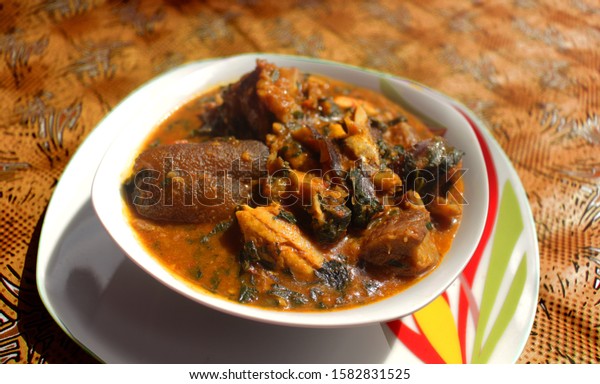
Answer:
[342,105,381,168]
[128,139,268,223]
[236,205,324,280]
[256,61,302,123]
[209,60,302,140]
[427,195,462,228]
[359,205,440,277]
[383,121,422,148]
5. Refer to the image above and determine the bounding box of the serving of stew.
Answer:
[124,60,465,311]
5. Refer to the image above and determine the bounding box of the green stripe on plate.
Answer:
[476,253,528,363]
[472,181,524,363]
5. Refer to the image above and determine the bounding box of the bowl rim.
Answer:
[91,53,489,328]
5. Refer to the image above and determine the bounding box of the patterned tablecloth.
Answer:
[0,0,598,364]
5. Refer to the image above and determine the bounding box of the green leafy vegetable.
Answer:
[189,267,203,280]
[200,219,233,244]
[210,273,221,291]
[309,287,323,302]
[364,279,382,296]
[267,284,309,307]
[238,283,258,303]
[312,194,352,243]
[348,162,383,228]
[274,209,297,224]
[239,241,260,272]
[315,260,350,292]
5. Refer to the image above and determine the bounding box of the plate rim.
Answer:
[36,53,539,363]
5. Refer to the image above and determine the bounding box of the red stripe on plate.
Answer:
[387,320,445,364]
[458,108,499,285]
[458,284,469,363]
[455,106,500,363]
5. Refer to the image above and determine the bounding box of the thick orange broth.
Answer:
[126,76,462,311]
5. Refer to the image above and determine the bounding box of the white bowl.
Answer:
[91,53,488,327]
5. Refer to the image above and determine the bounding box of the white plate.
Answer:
[37,54,539,363]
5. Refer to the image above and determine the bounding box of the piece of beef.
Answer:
[127,139,268,223]
[209,60,302,140]
[359,205,440,277]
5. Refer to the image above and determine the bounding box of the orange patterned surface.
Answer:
[0,0,598,363]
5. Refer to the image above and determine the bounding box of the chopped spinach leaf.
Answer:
[239,241,260,272]
[200,219,233,244]
[315,260,350,291]
[238,283,258,303]
[267,284,309,307]
[151,240,161,251]
[189,267,203,280]
[348,163,383,228]
[311,193,351,243]
[309,287,323,302]
[210,273,221,291]
[364,279,382,296]
[274,209,297,224]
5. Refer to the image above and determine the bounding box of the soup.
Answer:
[124,60,464,311]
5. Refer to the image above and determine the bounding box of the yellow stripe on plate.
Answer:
[414,296,462,364]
